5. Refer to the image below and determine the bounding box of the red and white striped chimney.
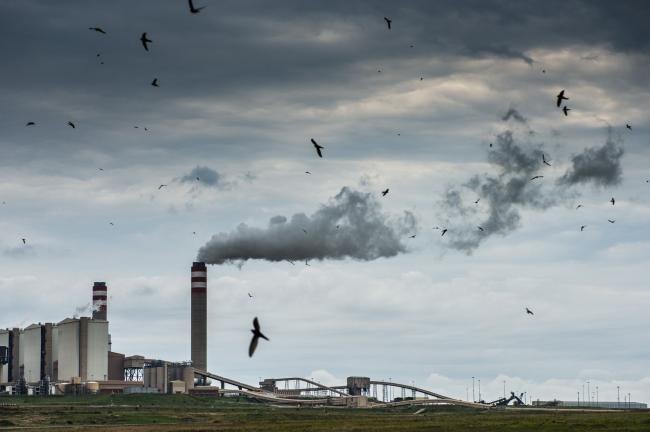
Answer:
[191,262,207,372]
[92,282,107,321]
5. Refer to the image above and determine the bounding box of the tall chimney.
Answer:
[191,262,207,372]
[92,282,108,321]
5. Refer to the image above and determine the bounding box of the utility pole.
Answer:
[466,387,469,402]
[478,379,481,403]
[617,386,620,409]
[628,393,631,409]
[582,384,585,407]
[503,380,506,399]
[472,377,475,403]
[587,380,590,407]
[596,386,599,406]
[577,391,580,406]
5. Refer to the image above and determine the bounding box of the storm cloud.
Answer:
[558,132,624,187]
[198,187,416,264]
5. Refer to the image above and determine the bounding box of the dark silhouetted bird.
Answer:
[626,124,632,130]
[140,32,152,51]
[192,231,196,235]
[22,238,26,244]
[441,229,448,236]
[305,171,311,175]
[610,197,615,205]
[109,222,114,226]
[478,226,484,231]
[310,138,324,158]
[530,175,544,181]
[25,122,35,126]
[474,198,480,204]
[563,106,571,116]
[581,225,586,231]
[576,204,583,209]
[608,219,615,223]
[382,189,389,196]
[188,0,206,13]
[526,307,534,315]
[248,317,269,358]
[67,121,75,128]
[542,69,546,74]
[248,292,253,298]
[489,143,493,148]
[89,27,106,34]
[384,17,392,29]
[302,229,307,234]
[158,184,167,190]
[556,90,568,107]
[98,168,104,171]
[409,234,416,238]
[151,78,159,87]
[542,153,552,166]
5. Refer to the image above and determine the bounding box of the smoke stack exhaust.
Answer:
[92,282,107,321]
[191,262,207,372]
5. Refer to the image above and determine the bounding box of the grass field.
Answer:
[1,395,650,431]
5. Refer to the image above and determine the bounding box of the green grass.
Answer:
[1,395,649,431]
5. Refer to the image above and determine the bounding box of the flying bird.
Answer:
[409,235,416,238]
[576,204,583,209]
[626,124,632,130]
[25,122,35,126]
[382,189,389,196]
[21,238,26,244]
[302,229,308,234]
[310,138,324,158]
[98,168,104,171]
[441,229,448,236]
[88,27,106,34]
[478,226,484,231]
[610,197,615,205]
[151,78,159,87]
[305,171,311,175]
[248,317,269,358]
[581,225,586,231]
[158,184,167,190]
[474,198,480,204]
[607,219,615,223]
[140,32,152,51]
[248,292,253,298]
[556,90,568,107]
[530,175,544,181]
[542,153,552,166]
[188,0,206,13]
[384,17,392,30]
[562,106,571,116]
[67,121,75,128]
[526,307,534,316]
[109,222,114,226]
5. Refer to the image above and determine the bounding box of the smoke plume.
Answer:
[557,131,624,187]
[198,187,416,265]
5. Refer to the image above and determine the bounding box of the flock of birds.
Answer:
[9,5,639,357]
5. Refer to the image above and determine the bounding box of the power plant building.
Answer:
[56,317,108,382]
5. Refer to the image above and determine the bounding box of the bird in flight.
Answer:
[581,225,586,231]
[67,121,76,128]
[158,184,167,190]
[109,222,114,226]
[626,124,632,130]
[248,292,253,298]
[576,204,583,209]
[21,238,26,244]
[409,234,416,238]
[305,171,311,175]
[610,197,615,205]
[474,198,480,204]
[384,17,392,30]
[526,307,534,316]
[478,226,484,232]
[140,32,152,51]
[530,175,544,181]
[25,122,35,127]
[556,90,568,107]
[302,229,308,234]
[607,219,615,223]
[151,78,159,87]
[542,153,552,166]
[88,27,106,34]
[98,168,104,171]
[248,317,269,358]
[310,138,324,158]
[188,0,206,13]
[441,229,448,236]
[562,106,571,116]
[382,188,389,196]
[192,231,196,235]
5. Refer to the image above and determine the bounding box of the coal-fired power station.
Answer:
[92,282,107,321]
[191,262,207,373]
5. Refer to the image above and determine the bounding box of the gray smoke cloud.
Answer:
[557,131,624,187]
[198,187,417,265]
[180,166,223,188]
[501,108,528,124]
[72,302,100,319]
[439,130,555,253]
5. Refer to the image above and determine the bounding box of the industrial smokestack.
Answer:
[191,262,207,372]
[92,282,107,321]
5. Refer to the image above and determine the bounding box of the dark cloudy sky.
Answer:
[2,0,650,403]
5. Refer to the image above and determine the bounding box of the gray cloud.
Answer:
[440,130,554,253]
[180,166,223,188]
[501,108,527,124]
[198,187,416,264]
[558,131,624,187]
